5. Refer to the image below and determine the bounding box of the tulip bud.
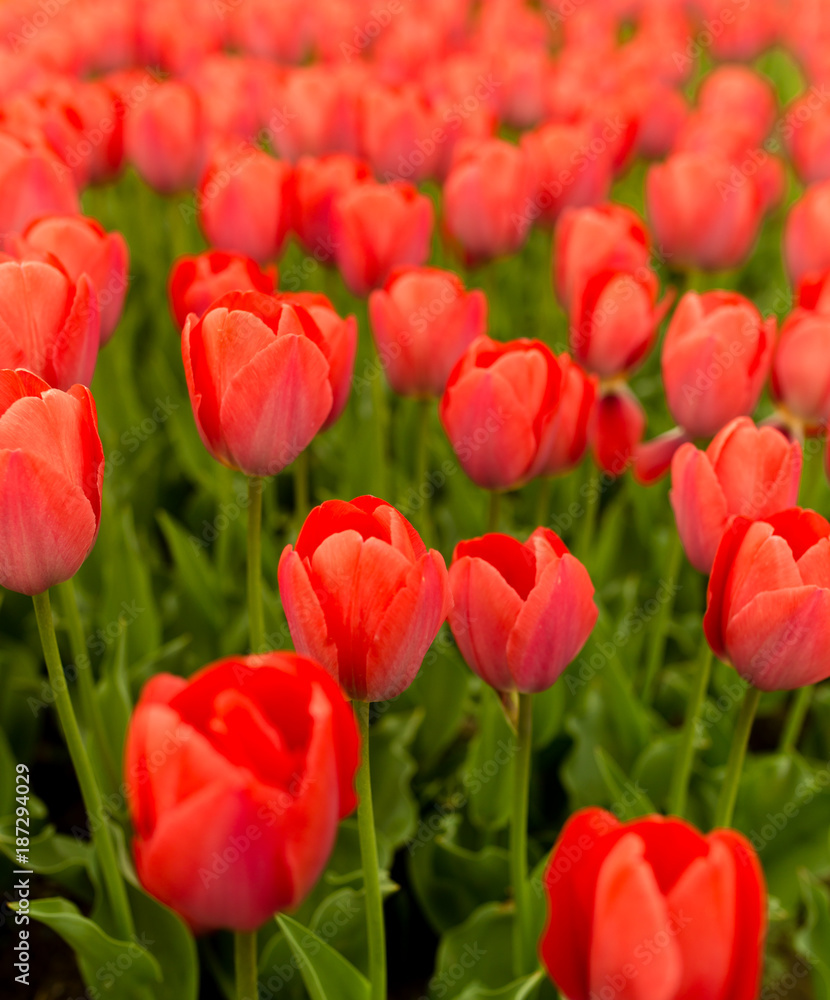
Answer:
[168,251,276,329]
[279,496,452,702]
[292,154,372,261]
[359,84,441,183]
[0,131,79,241]
[271,65,362,163]
[592,384,645,477]
[125,653,360,932]
[785,181,830,288]
[0,369,103,596]
[771,309,830,430]
[697,66,777,147]
[124,80,204,194]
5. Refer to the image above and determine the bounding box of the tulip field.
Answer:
[6,0,830,998]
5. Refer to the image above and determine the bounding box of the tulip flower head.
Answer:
[168,251,276,329]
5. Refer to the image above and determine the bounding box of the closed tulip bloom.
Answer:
[705,508,830,690]
[278,496,451,702]
[182,291,336,476]
[697,66,777,147]
[662,291,776,438]
[541,808,766,1000]
[553,203,651,311]
[449,529,597,693]
[647,151,765,271]
[198,148,293,264]
[0,131,79,240]
[368,267,487,397]
[785,181,830,287]
[788,97,830,185]
[771,309,830,428]
[671,418,802,573]
[125,653,359,933]
[0,369,103,596]
[0,260,99,390]
[168,251,276,329]
[592,384,646,476]
[271,65,361,163]
[443,139,534,264]
[359,84,441,183]
[20,215,129,345]
[541,355,597,476]
[439,336,562,490]
[124,80,204,194]
[293,154,372,261]
[331,181,434,296]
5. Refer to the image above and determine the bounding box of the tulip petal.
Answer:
[670,444,729,573]
[713,830,767,1000]
[277,547,339,676]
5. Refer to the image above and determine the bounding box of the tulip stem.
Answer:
[294,450,310,523]
[534,478,551,529]
[714,685,762,828]
[234,930,259,1000]
[56,578,120,793]
[640,530,683,706]
[511,692,534,978]
[355,701,386,1000]
[667,644,713,818]
[779,685,813,755]
[247,476,265,654]
[31,590,134,942]
[415,398,432,546]
[487,492,501,533]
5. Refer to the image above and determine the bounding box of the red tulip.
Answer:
[439,336,562,490]
[368,267,487,397]
[705,508,830,690]
[541,355,597,477]
[0,369,103,596]
[671,418,802,573]
[182,291,336,476]
[292,154,372,261]
[331,181,434,296]
[699,0,781,60]
[553,203,651,312]
[592,384,646,476]
[697,66,777,147]
[124,80,204,194]
[788,95,830,185]
[449,529,597,693]
[541,808,766,1000]
[0,131,79,241]
[442,138,534,264]
[18,215,129,345]
[271,65,362,163]
[72,78,125,186]
[784,181,830,287]
[798,269,830,315]
[168,251,276,329]
[278,496,451,702]
[646,151,765,272]
[277,293,356,430]
[359,84,441,183]
[125,652,359,933]
[0,260,99,390]
[198,147,293,264]
[771,309,830,429]
[662,291,775,438]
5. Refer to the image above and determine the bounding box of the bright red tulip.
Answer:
[168,251,276,329]
[198,147,293,264]
[705,508,830,690]
[0,369,103,596]
[0,131,79,241]
[553,203,651,312]
[182,291,336,476]
[671,418,802,573]
[292,154,372,261]
[331,181,434,296]
[18,215,129,345]
[125,652,359,933]
[541,808,766,1000]
[784,181,830,287]
[368,267,487,397]
[448,529,597,693]
[439,336,562,490]
[771,309,830,429]
[541,355,597,477]
[442,138,534,264]
[124,80,204,194]
[0,260,99,390]
[662,291,776,438]
[278,496,451,702]
[592,384,646,476]
[646,151,765,271]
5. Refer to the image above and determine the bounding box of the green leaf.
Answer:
[594,748,656,820]
[128,885,199,1000]
[157,510,224,625]
[369,709,422,850]
[23,897,162,998]
[795,870,830,999]
[276,913,370,1000]
[431,903,515,1000]
[308,882,397,976]
[455,971,544,1000]
[531,682,566,751]
[467,687,516,831]
[92,630,133,789]
[404,636,471,769]
[0,822,93,899]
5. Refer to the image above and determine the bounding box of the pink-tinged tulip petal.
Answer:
[125,80,204,194]
[541,356,597,477]
[771,309,830,427]
[784,181,830,287]
[277,548,339,674]
[0,133,79,238]
[670,444,729,573]
[636,428,692,486]
[293,154,372,259]
[168,251,276,330]
[592,386,645,477]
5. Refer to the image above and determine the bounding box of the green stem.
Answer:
[641,531,683,706]
[714,685,762,828]
[534,478,551,528]
[234,930,258,1000]
[667,645,713,817]
[294,449,310,523]
[487,492,501,533]
[511,693,534,978]
[415,398,432,545]
[32,591,134,941]
[576,469,598,563]
[247,476,265,654]
[779,685,813,755]
[56,579,120,792]
[355,701,386,1000]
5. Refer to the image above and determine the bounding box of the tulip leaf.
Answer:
[127,884,199,1000]
[795,870,830,998]
[431,902,515,1000]
[157,510,225,626]
[276,913,371,1000]
[455,970,544,1000]
[0,821,94,899]
[466,686,516,831]
[22,897,162,998]
[91,630,133,794]
[369,709,422,850]
[593,747,656,820]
